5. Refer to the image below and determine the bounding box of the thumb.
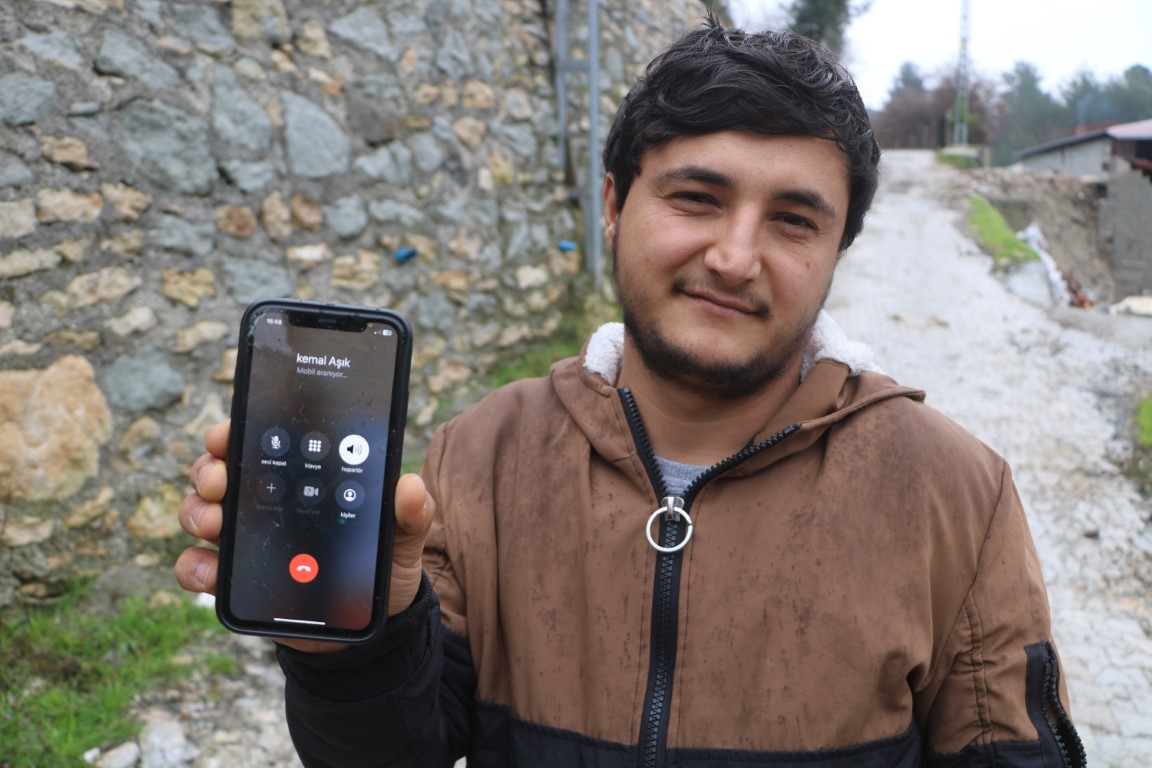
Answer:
[388,473,435,616]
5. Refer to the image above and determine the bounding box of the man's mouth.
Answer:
[678,283,770,318]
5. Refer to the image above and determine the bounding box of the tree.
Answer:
[1059,65,1152,129]
[785,0,870,55]
[1104,65,1152,123]
[989,61,1065,165]
[888,62,926,102]
[871,55,1151,165]
[1060,71,1109,128]
[872,62,938,148]
[871,63,995,150]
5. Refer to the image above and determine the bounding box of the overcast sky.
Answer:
[727,0,1152,110]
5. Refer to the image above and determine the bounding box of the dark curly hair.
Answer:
[602,16,881,251]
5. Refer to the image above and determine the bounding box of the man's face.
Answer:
[605,131,850,400]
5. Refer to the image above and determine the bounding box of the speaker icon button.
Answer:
[338,434,370,466]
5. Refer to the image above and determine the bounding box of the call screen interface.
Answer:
[227,309,401,632]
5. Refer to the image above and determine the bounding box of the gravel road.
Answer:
[826,149,1152,766]
[109,150,1151,768]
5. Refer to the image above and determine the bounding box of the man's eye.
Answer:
[778,214,813,229]
[672,192,714,205]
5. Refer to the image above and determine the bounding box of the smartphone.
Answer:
[215,299,412,642]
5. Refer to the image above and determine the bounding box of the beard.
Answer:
[615,261,828,402]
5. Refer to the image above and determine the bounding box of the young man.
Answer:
[176,18,1085,767]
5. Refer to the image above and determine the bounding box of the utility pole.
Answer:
[553,0,603,288]
[951,0,970,146]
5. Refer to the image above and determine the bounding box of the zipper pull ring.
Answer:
[646,496,693,553]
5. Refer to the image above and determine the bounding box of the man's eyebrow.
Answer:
[654,165,734,189]
[774,189,838,220]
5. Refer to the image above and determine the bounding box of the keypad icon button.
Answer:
[301,431,330,461]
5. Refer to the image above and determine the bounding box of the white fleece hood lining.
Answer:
[583,311,881,387]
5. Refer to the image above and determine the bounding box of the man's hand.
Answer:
[173,419,437,654]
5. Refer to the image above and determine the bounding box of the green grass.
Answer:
[1137,395,1152,447]
[0,585,226,766]
[1125,393,1152,498]
[486,338,586,388]
[968,196,1038,268]
[486,289,619,389]
[202,652,240,677]
[937,149,980,170]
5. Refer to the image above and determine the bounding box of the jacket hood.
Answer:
[553,311,925,476]
[582,310,884,385]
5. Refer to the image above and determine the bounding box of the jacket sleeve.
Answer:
[920,463,1086,767]
[276,575,475,768]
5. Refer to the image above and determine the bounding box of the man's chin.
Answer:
[677,363,787,400]
[636,341,787,399]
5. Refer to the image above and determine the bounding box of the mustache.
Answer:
[672,277,772,318]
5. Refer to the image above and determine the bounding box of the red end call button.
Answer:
[289,553,319,583]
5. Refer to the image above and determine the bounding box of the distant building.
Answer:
[1016,119,1152,178]
[1016,120,1152,299]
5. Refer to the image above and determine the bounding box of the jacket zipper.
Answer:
[1034,641,1087,767]
[619,388,799,768]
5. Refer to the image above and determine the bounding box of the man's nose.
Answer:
[702,213,762,284]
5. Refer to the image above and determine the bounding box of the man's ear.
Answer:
[602,173,619,243]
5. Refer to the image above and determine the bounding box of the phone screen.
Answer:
[223,305,405,635]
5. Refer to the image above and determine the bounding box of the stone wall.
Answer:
[1101,162,1152,298]
[0,0,706,606]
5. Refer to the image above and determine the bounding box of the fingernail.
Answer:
[191,463,208,494]
[193,561,210,589]
[184,499,203,534]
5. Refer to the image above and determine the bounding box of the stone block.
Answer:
[36,188,104,223]
[0,356,113,501]
[281,91,350,179]
[0,247,61,279]
[0,199,36,239]
[102,345,186,412]
[161,267,216,308]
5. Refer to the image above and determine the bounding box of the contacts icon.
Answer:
[335,480,365,511]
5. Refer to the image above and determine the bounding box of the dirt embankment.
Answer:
[946,166,1114,303]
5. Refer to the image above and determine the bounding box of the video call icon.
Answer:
[296,478,325,506]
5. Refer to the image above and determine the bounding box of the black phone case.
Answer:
[215,298,412,643]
